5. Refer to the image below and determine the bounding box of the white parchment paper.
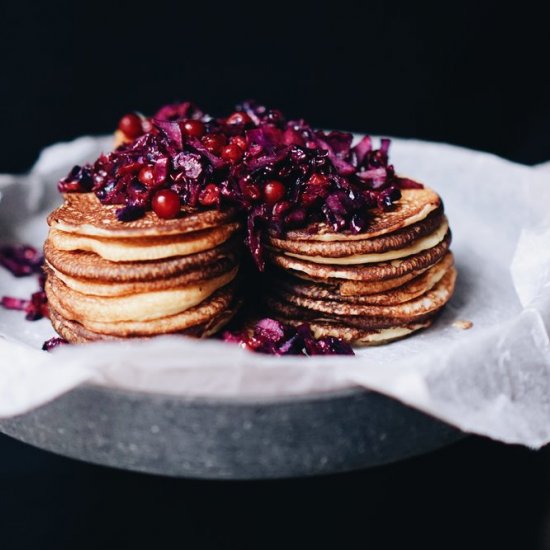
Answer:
[1,135,549,448]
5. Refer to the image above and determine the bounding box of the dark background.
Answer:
[1,1,550,549]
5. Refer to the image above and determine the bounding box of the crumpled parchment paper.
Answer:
[1,135,549,448]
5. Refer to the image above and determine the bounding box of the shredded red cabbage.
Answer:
[1,290,48,321]
[0,244,44,277]
[58,100,423,270]
[222,318,354,356]
[42,337,68,351]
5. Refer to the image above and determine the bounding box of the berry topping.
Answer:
[222,318,354,356]
[263,180,286,204]
[221,143,244,163]
[152,189,181,219]
[226,111,252,126]
[199,183,220,206]
[201,133,226,153]
[59,100,422,269]
[229,135,247,151]
[138,166,156,187]
[181,119,205,137]
[117,113,144,139]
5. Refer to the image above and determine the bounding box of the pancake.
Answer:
[48,222,240,262]
[272,252,454,306]
[44,236,241,282]
[268,231,451,282]
[281,220,448,265]
[48,284,239,338]
[49,295,239,342]
[274,266,456,318]
[49,192,238,238]
[268,208,443,258]
[286,265,432,296]
[283,188,441,242]
[290,320,432,345]
[45,255,238,297]
[267,267,456,330]
[45,267,238,323]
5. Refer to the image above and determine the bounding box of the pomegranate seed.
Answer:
[230,136,247,151]
[246,184,262,201]
[221,144,243,163]
[263,180,286,204]
[202,134,227,154]
[199,184,220,206]
[138,166,155,186]
[308,173,329,185]
[152,189,180,219]
[226,111,251,126]
[272,200,291,217]
[118,113,143,139]
[181,119,205,137]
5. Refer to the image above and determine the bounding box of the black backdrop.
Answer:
[3,1,550,171]
[2,2,550,549]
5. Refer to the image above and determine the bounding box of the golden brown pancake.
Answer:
[44,236,241,282]
[49,297,239,342]
[280,220,448,265]
[271,252,454,306]
[45,268,238,323]
[282,188,441,242]
[268,232,451,282]
[292,320,432,345]
[268,208,443,258]
[266,267,456,330]
[48,222,240,262]
[275,266,455,318]
[49,193,238,238]
[45,257,236,297]
[48,283,238,338]
[285,265,432,296]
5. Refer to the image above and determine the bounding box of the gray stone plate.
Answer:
[0,384,463,479]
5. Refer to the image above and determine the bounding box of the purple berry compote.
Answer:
[223,318,354,356]
[58,100,422,269]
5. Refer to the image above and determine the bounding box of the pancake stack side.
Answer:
[264,188,457,345]
[44,193,242,343]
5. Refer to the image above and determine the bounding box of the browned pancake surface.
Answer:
[293,320,433,345]
[287,266,431,296]
[271,252,453,305]
[269,209,444,258]
[49,193,238,238]
[47,281,238,337]
[44,236,241,282]
[266,266,456,329]
[268,232,451,282]
[49,301,238,343]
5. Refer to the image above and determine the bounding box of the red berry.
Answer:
[230,136,247,151]
[201,134,227,153]
[226,111,252,126]
[308,173,329,185]
[221,144,243,163]
[152,189,180,219]
[138,166,155,186]
[263,180,286,204]
[118,113,143,139]
[181,119,205,137]
[199,184,220,206]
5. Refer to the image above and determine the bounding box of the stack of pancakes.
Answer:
[265,188,456,345]
[44,193,242,343]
